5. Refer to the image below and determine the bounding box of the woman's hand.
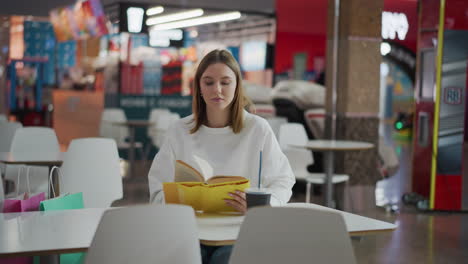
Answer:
[225,190,247,214]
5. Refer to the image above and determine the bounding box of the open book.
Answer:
[163,160,250,212]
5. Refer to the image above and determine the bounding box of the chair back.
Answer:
[150,111,180,148]
[266,117,287,139]
[0,114,7,122]
[85,204,201,264]
[254,104,276,118]
[6,127,58,195]
[283,148,313,180]
[230,207,356,264]
[10,127,59,155]
[60,138,123,208]
[100,108,129,144]
[278,123,308,150]
[147,108,171,137]
[304,108,325,139]
[0,121,23,152]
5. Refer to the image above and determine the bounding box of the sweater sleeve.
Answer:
[260,122,296,206]
[147,127,176,203]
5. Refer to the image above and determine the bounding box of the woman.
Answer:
[148,49,295,264]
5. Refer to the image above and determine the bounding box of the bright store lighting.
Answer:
[127,7,144,33]
[380,42,391,56]
[149,29,183,47]
[146,9,204,26]
[151,11,242,31]
[150,38,170,47]
[189,30,198,38]
[146,6,164,16]
[381,11,409,40]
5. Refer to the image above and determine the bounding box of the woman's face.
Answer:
[200,63,237,112]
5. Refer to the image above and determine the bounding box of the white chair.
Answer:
[278,123,349,203]
[0,114,7,122]
[60,138,123,208]
[265,117,287,139]
[10,127,60,154]
[85,204,201,264]
[278,123,308,150]
[230,207,356,264]
[0,121,23,183]
[149,111,180,149]
[253,104,276,118]
[99,108,144,156]
[0,122,24,152]
[5,127,60,196]
[147,108,171,138]
[304,108,326,139]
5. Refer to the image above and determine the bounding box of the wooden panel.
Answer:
[52,90,104,146]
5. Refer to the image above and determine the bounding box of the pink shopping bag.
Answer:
[0,167,46,264]
[2,192,46,213]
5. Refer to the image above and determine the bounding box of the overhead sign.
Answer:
[382,11,409,41]
[444,87,462,105]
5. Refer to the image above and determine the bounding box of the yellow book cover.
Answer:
[163,160,250,212]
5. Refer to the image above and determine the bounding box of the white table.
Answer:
[0,204,396,257]
[0,152,64,167]
[290,140,374,207]
[0,152,65,198]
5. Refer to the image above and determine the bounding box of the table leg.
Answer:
[324,150,335,208]
[48,165,60,198]
[40,254,60,264]
[128,126,136,178]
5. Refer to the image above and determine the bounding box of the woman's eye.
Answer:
[221,82,231,85]
[204,82,213,86]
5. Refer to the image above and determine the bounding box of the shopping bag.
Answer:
[38,192,84,211]
[1,166,45,264]
[34,167,85,264]
[3,166,46,213]
[3,192,46,213]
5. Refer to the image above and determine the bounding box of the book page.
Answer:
[174,160,204,182]
[207,176,248,184]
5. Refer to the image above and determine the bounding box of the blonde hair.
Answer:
[190,49,252,134]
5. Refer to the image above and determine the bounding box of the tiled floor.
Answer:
[119,127,468,263]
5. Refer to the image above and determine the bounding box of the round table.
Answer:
[290,140,374,207]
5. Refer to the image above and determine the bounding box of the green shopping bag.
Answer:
[35,192,85,264]
[34,166,86,264]
[39,192,84,211]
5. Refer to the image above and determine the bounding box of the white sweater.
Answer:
[148,111,295,206]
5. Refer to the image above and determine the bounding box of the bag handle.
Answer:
[15,165,32,197]
[48,166,63,198]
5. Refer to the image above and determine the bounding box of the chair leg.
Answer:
[345,181,355,212]
[140,146,148,166]
[306,182,311,203]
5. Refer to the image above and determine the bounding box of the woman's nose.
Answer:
[214,82,222,93]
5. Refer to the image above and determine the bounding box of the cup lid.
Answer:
[245,187,271,194]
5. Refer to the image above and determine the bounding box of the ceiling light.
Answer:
[380,43,391,56]
[151,11,241,30]
[146,6,164,16]
[127,7,144,33]
[146,9,204,26]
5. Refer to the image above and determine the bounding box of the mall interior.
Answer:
[0,0,467,263]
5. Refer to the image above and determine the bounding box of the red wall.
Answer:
[274,0,418,74]
[445,0,468,30]
[274,0,327,74]
[384,0,418,52]
[274,33,326,74]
